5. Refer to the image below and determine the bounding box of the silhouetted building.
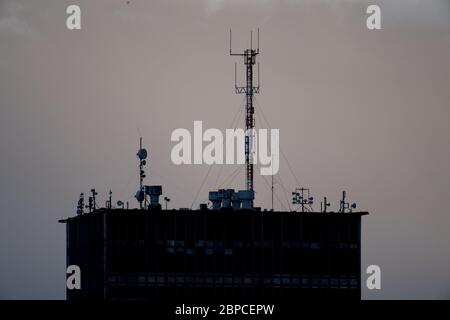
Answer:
[60,208,368,300]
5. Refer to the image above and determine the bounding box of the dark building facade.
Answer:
[60,208,367,300]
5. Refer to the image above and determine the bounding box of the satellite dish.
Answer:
[351,203,357,209]
[117,200,123,207]
[137,148,148,160]
[135,190,145,202]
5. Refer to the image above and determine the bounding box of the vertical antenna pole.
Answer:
[235,62,237,89]
[257,28,260,53]
[91,189,97,211]
[271,154,274,211]
[301,188,305,212]
[136,137,148,210]
[230,29,260,207]
[246,50,254,192]
[229,29,232,55]
[258,63,260,87]
[140,137,143,209]
[340,191,346,212]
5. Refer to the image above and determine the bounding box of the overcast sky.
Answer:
[0,0,449,299]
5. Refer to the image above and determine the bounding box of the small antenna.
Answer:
[339,190,357,213]
[108,189,112,209]
[234,62,237,90]
[76,193,84,215]
[271,154,275,211]
[321,196,330,213]
[257,62,260,88]
[229,29,232,55]
[86,196,93,213]
[257,28,260,53]
[339,191,346,212]
[164,196,171,210]
[271,173,274,212]
[90,189,98,211]
[136,137,148,209]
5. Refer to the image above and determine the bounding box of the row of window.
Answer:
[165,247,233,255]
[111,239,359,250]
[108,273,358,289]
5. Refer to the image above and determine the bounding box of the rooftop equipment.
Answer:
[292,188,313,212]
[145,185,162,208]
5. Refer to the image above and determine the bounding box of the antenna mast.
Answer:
[230,29,260,199]
[136,137,148,209]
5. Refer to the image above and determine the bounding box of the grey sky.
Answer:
[0,0,449,299]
